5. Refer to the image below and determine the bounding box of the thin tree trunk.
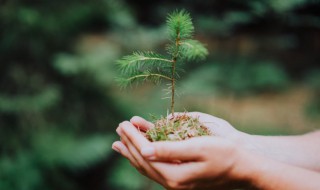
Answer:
[171,60,176,116]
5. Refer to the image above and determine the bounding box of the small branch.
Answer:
[143,57,174,63]
[130,57,174,64]
[127,74,172,81]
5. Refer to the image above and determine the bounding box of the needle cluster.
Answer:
[116,10,208,116]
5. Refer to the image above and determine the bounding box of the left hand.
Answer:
[112,120,251,190]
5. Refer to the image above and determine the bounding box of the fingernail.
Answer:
[141,147,155,157]
[112,145,121,153]
[116,128,122,136]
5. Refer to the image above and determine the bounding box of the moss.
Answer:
[146,114,212,142]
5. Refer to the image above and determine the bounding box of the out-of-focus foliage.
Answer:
[54,46,120,87]
[0,0,135,190]
[1,0,320,190]
[181,60,290,96]
[305,70,320,117]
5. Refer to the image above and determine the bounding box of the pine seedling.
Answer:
[116,10,211,141]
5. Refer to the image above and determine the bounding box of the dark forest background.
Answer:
[1,0,320,189]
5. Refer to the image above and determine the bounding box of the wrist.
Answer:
[232,133,267,156]
[229,148,263,189]
[228,131,254,150]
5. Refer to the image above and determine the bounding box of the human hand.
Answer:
[128,112,248,146]
[112,121,251,190]
[125,113,320,172]
[112,113,320,189]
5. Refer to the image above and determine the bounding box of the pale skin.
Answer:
[112,112,320,190]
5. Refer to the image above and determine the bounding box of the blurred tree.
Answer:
[124,0,320,78]
[0,0,133,190]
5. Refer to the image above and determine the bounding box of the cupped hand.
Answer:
[112,121,251,190]
[129,112,248,145]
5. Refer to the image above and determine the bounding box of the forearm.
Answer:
[239,131,320,171]
[236,151,320,190]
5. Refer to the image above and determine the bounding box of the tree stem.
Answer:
[171,59,176,116]
[171,31,180,117]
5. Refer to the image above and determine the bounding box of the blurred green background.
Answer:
[1,0,320,189]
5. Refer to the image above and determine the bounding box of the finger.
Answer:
[117,121,150,168]
[112,141,146,175]
[121,134,146,169]
[130,116,154,132]
[120,121,152,151]
[116,122,124,136]
[142,137,206,161]
[112,141,124,154]
[112,141,140,168]
[121,134,165,185]
[151,161,204,187]
[121,135,147,173]
[116,125,129,149]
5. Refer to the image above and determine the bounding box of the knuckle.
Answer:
[163,173,181,189]
[166,174,188,189]
[166,179,181,190]
[162,172,192,190]
[155,144,169,158]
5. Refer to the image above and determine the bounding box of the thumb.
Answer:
[141,138,203,161]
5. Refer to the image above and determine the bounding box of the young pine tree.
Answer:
[117,10,211,141]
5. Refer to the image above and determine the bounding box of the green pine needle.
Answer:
[167,9,194,40]
[115,9,208,114]
[117,51,172,76]
[117,51,172,72]
[116,51,174,88]
[116,73,172,88]
[179,39,208,61]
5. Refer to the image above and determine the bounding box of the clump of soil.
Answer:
[146,114,212,142]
